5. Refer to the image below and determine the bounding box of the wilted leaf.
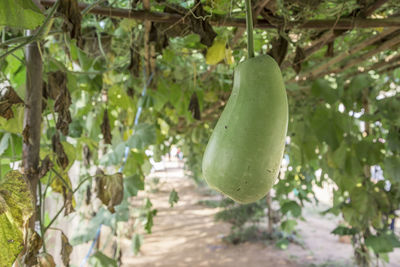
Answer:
[61,232,73,266]
[188,92,201,120]
[0,0,45,29]
[268,35,288,66]
[44,162,76,216]
[83,144,91,167]
[52,133,69,170]
[95,170,123,213]
[293,46,305,74]
[188,1,216,47]
[101,109,112,145]
[168,189,179,208]
[325,41,334,57]
[0,81,24,120]
[63,186,75,216]
[206,39,226,65]
[59,0,82,47]
[48,71,72,136]
[23,230,42,266]
[37,252,56,267]
[38,155,53,179]
[0,171,34,267]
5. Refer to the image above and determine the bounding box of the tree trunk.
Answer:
[23,0,43,241]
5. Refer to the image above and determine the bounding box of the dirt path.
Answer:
[121,162,400,267]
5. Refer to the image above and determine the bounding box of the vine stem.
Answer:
[245,0,255,58]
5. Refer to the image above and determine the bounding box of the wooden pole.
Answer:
[24,0,43,233]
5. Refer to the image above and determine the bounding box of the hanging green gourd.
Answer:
[202,0,288,204]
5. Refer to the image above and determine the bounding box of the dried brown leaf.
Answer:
[62,186,75,216]
[23,230,42,266]
[101,109,112,145]
[61,232,73,266]
[293,46,306,74]
[162,1,216,47]
[189,1,216,47]
[38,156,54,179]
[48,71,72,136]
[325,41,334,57]
[188,92,201,120]
[268,34,289,66]
[52,133,69,170]
[36,252,56,267]
[95,170,123,213]
[59,0,82,47]
[0,82,24,120]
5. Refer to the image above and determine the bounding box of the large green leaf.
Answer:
[89,251,118,267]
[0,171,34,267]
[365,232,400,254]
[0,0,45,29]
[281,201,301,217]
[383,156,400,182]
[124,174,144,197]
[311,79,338,104]
[127,123,156,150]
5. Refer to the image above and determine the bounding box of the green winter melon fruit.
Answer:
[202,55,288,204]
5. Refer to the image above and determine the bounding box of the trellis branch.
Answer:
[39,0,400,30]
[323,33,400,76]
[345,54,400,78]
[297,29,399,80]
[280,0,390,70]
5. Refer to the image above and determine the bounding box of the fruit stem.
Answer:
[245,0,255,58]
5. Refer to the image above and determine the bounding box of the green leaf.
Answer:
[0,171,34,267]
[383,156,400,182]
[281,201,301,217]
[365,233,400,254]
[281,219,297,232]
[108,85,133,110]
[132,234,142,255]
[311,106,340,150]
[0,133,10,155]
[276,238,289,250]
[0,0,45,29]
[124,174,144,197]
[145,209,157,234]
[311,79,338,104]
[89,251,118,267]
[331,226,357,236]
[168,189,179,208]
[127,123,156,150]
